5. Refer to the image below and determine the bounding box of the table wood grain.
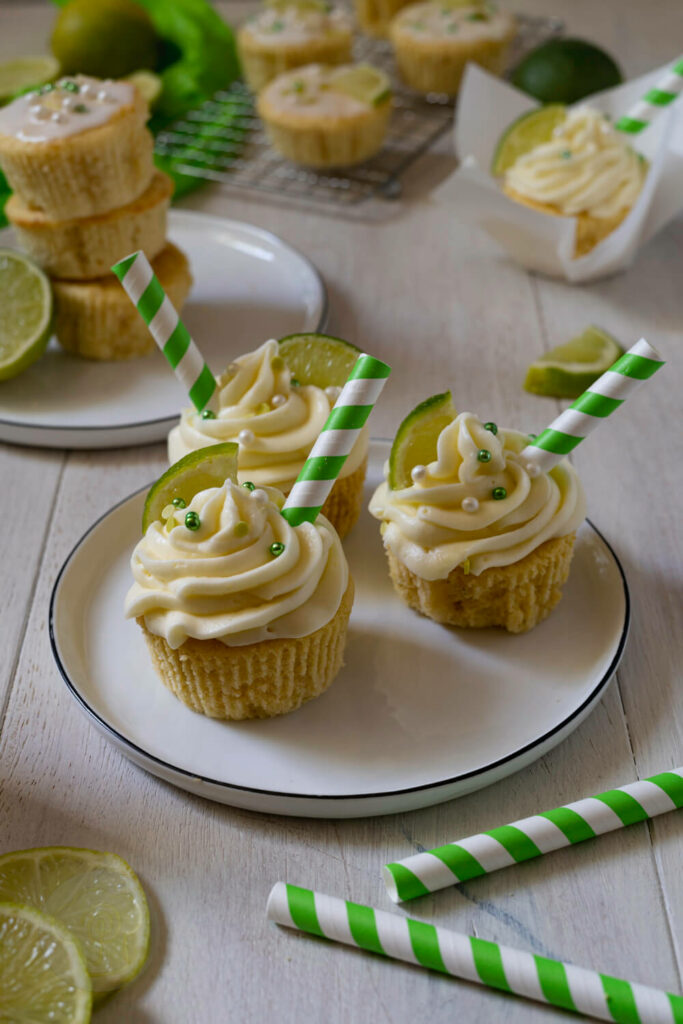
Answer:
[1,2,682,1022]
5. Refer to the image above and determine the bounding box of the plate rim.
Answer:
[0,209,328,436]
[49,439,631,803]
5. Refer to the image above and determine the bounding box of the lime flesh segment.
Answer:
[143,441,239,532]
[329,65,391,106]
[0,249,53,381]
[0,902,92,1023]
[389,391,457,490]
[491,104,566,176]
[278,332,361,388]
[0,848,150,996]
[0,56,60,102]
[524,326,623,399]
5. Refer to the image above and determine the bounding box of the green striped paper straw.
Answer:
[615,57,683,134]
[384,767,683,903]
[112,251,218,413]
[281,353,391,527]
[521,338,664,473]
[268,883,683,1024]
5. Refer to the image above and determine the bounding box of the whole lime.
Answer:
[511,38,622,105]
[51,0,161,79]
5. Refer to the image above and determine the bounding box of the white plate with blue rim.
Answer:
[0,209,327,450]
[49,440,629,818]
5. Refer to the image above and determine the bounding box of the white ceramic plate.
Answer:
[50,441,629,819]
[0,210,326,449]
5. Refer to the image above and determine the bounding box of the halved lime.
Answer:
[491,104,566,176]
[524,326,623,399]
[278,332,361,389]
[330,65,391,107]
[388,391,457,490]
[0,847,150,996]
[125,70,162,109]
[0,56,60,103]
[0,249,53,381]
[510,38,622,105]
[143,441,239,532]
[0,902,92,1023]
[51,0,161,79]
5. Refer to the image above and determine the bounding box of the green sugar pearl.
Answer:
[242,481,256,491]
[172,497,187,509]
[201,409,216,420]
[477,449,492,463]
[185,511,201,531]
[290,378,300,387]
[234,521,249,538]
[62,80,80,93]
[484,421,498,435]
[269,541,285,557]
[492,487,507,500]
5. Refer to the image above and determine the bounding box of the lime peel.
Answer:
[143,442,239,533]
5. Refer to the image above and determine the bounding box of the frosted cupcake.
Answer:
[500,106,646,257]
[257,64,392,168]
[238,1,353,93]
[390,3,516,96]
[126,474,353,719]
[369,402,585,633]
[168,338,368,537]
[0,75,154,220]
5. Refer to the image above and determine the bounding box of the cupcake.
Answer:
[0,75,154,220]
[390,2,516,96]
[238,0,353,93]
[168,338,368,538]
[369,404,585,633]
[354,0,413,38]
[500,106,647,257]
[125,476,354,719]
[257,63,392,168]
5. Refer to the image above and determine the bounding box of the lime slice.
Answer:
[124,70,162,108]
[0,902,92,1023]
[388,391,457,490]
[524,326,623,399]
[330,65,391,107]
[491,104,566,176]
[143,441,239,532]
[0,56,60,103]
[0,249,53,381]
[0,847,149,996]
[278,332,361,388]
[510,38,622,105]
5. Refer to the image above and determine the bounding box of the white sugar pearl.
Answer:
[97,89,113,102]
[61,96,77,112]
[461,496,479,513]
[80,82,94,98]
[526,463,540,478]
[250,488,269,505]
[325,386,341,402]
[50,111,66,124]
[271,393,286,408]
[30,105,50,120]
[238,429,255,446]
[411,465,427,483]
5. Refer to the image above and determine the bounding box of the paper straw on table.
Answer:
[383,768,683,904]
[615,57,683,134]
[268,882,683,1024]
[521,338,664,473]
[112,251,218,413]
[281,353,391,527]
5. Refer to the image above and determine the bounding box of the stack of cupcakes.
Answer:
[0,74,192,361]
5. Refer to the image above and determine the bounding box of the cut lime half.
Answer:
[0,902,92,1023]
[524,326,623,399]
[0,847,150,996]
[143,442,239,532]
[491,104,566,176]
[278,332,361,389]
[330,65,391,107]
[0,55,60,103]
[0,249,53,381]
[388,391,457,490]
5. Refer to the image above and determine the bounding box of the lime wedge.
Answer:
[0,56,60,103]
[143,441,239,532]
[491,104,566,176]
[524,326,623,399]
[330,65,391,107]
[0,902,92,1023]
[0,249,53,381]
[388,391,457,490]
[0,847,150,996]
[278,332,361,388]
[124,69,162,108]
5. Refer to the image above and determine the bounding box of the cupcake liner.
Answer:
[434,62,683,282]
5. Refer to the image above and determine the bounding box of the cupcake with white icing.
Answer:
[238,0,353,93]
[370,406,585,633]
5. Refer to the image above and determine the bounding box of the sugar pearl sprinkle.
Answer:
[250,488,269,505]
[50,111,66,124]
[411,465,427,484]
[325,386,341,402]
[526,462,541,478]
[271,393,287,408]
[238,429,255,446]
[461,496,479,513]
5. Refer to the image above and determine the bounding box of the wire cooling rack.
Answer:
[154,13,563,212]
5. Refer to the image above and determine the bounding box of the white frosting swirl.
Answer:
[242,4,351,45]
[168,339,368,490]
[125,480,348,648]
[504,106,646,218]
[0,75,135,143]
[259,65,372,117]
[369,412,585,578]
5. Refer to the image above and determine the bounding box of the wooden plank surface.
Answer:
[1,2,682,1021]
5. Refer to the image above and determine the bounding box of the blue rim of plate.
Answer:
[49,464,630,802]
[0,212,328,436]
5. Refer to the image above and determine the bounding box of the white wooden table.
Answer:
[1,2,682,1021]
